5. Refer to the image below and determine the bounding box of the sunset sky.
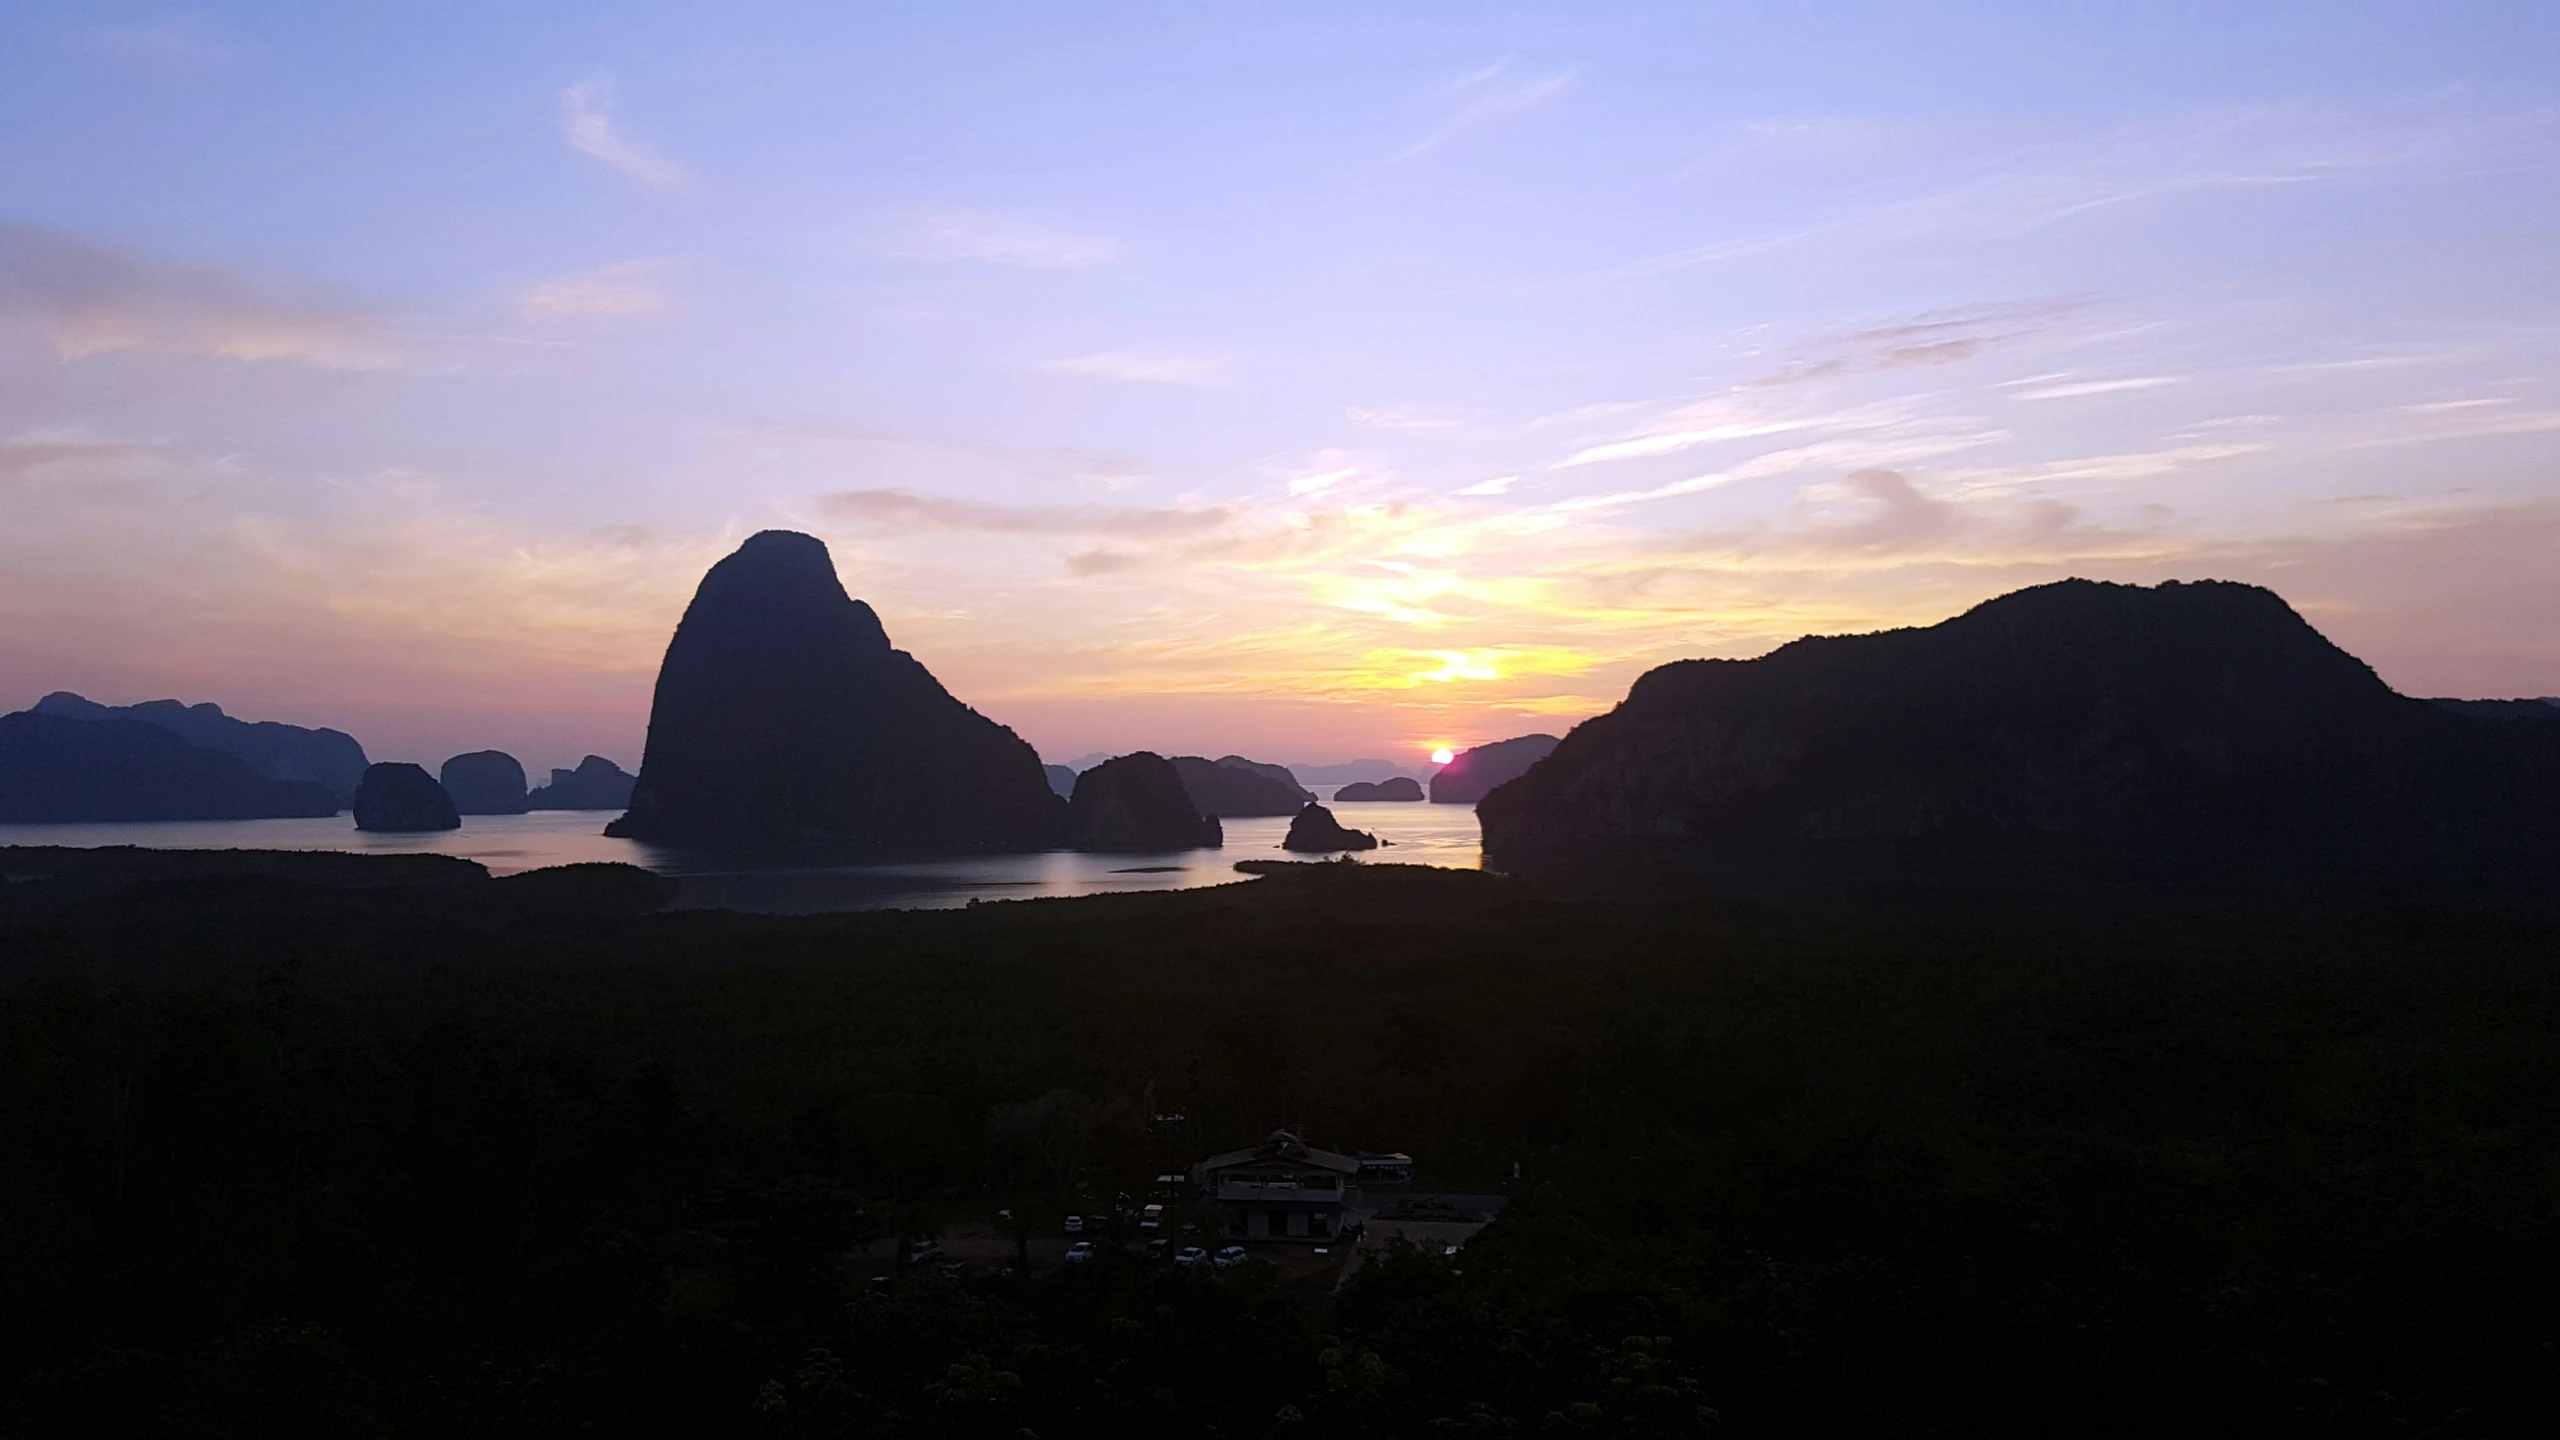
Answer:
[4,2,2557,773]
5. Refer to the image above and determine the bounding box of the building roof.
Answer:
[1199,1129,1359,1176]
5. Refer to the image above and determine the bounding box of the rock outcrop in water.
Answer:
[606,531,1064,849]
[1428,734,1559,804]
[439,751,529,814]
[1170,755,1314,816]
[0,711,339,822]
[1478,578,2560,879]
[1068,752,1222,850]
[527,756,636,811]
[352,762,460,832]
[32,691,369,804]
[1334,776,1424,802]
[1282,802,1377,852]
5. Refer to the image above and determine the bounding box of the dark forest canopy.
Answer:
[4,850,2557,1435]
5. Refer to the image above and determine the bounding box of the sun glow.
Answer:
[1430,747,1455,765]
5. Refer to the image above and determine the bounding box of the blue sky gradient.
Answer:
[4,2,2556,769]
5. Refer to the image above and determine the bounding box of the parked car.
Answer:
[1144,1238,1169,1260]
[1172,1245,1208,1268]
[1138,1204,1165,1231]
[1063,1214,1084,1234]
[1064,1241,1095,1264]
[1213,1245,1248,1269]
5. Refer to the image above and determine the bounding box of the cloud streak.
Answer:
[518,259,675,320]
[889,211,1119,268]
[1600,104,2476,280]
[1394,59,1579,161]
[2018,376,2180,400]
[818,488,1234,538]
[1039,348,1229,386]
[560,79,691,190]
[0,225,396,368]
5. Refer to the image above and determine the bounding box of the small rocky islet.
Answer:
[1333,776,1423,801]
[352,762,460,832]
[1281,802,1377,852]
[1066,752,1222,850]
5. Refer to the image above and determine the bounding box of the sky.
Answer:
[3,1,2557,774]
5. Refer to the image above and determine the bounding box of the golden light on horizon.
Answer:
[1431,747,1455,765]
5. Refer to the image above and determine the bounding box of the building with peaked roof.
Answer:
[1192,1130,1359,1242]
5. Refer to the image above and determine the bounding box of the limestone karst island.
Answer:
[5,5,2560,1434]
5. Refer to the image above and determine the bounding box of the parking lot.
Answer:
[850,1190,1505,1290]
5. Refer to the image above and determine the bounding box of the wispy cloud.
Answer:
[1602,104,2473,280]
[2017,375,2181,400]
[1394,58,1579,162]
[0,435,172,493]
[1946,442,2266,491]
[889,211,1119,268]
[560,78,691,191]
[1559,396,1923,467]
[0,445,725,763]
[1548,425,2010,518]
[1348,403,1474,430]
[817,488,1234,538]
[518,259,676,320]
[0,224,396,368]
[1281,450,1397,500]
[1039,348,1230,387]
[1064,548,1146,578]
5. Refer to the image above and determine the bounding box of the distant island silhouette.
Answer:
[0,711,338,822]
[31,691,368,804]
[527,755,635,811]
[1169,755,1312,816]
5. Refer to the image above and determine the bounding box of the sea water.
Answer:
[0,790,1479,914]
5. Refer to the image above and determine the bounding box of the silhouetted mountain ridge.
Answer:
[1169,755,1311,816]
[1480,578,2560,878]
[0,712,338,822]
[31,691,368,803]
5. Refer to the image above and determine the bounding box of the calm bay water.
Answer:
[0,790,1479,914]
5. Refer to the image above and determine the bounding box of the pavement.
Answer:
[1335,1190,1506,1288]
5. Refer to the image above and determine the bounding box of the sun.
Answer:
[1430,747,1455,765]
